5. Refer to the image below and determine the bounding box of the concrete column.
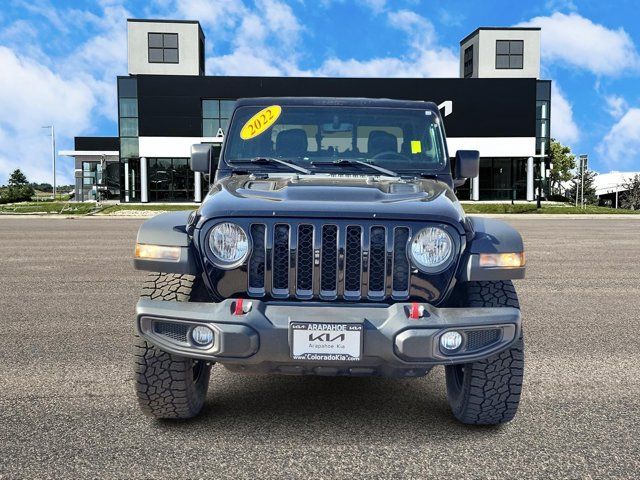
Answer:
[194,171,202,202]
[140,157,148,203]
[124,160,130,203]
[526,157,534,201]
[471,175,480,201]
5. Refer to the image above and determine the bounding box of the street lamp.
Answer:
[41,125,56,199]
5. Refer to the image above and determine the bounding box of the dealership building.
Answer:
[60,20,551,203]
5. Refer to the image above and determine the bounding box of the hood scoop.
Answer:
[236,178,433,204]
[245,180,276,191]
[389,183,420,194]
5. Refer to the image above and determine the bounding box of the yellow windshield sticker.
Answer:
[240,105,282,140]
[411,140,422,154]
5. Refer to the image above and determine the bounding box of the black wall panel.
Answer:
[75,136,120,151]
[136,75,537,138]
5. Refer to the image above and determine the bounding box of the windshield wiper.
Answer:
[311,159,399,177]
[230,157,312,175]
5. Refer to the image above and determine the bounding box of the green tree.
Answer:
[567,168,598,206]
[620,174,640,210]
[5,169,35,203]
[548,139,576,196]
[8,169,29,187]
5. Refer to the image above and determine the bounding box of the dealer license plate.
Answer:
[290,322,363,361]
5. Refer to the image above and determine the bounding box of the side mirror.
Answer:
[190,144,218,174]
[454,150,479,186]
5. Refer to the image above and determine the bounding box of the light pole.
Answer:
[579,154,588,209]
[42,125,56,199]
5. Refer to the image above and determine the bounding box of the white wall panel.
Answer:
[138,137,222,158]
[447,137,535,157]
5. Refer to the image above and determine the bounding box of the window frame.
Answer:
[148,32,179,64]
[495,40,524,70]
[463,45,474,78]
[202,99,235,136]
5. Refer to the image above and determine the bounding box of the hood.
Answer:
[197,174,466,230]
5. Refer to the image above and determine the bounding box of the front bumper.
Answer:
[136,299,521,376]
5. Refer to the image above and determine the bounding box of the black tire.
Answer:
[445,280,524,425]
[134,273,212,419]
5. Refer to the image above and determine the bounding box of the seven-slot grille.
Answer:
[247,221,411,301]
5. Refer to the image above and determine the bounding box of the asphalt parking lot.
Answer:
[0,215,639,479]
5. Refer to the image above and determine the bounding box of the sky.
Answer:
[1,0,639,185]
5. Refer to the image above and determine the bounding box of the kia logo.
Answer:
[309,333,346,342]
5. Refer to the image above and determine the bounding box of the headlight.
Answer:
[410,227,454,271]
[208,222,249,268]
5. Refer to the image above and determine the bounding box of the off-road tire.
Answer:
[445,280,524,425]
[134,273,212,419]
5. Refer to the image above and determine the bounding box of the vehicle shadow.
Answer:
[157,366,502,439]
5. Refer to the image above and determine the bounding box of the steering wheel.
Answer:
[371,151,410,161]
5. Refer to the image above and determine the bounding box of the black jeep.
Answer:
[133,97,525,425]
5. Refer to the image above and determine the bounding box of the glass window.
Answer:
[148,32,179,64]
[536,81,551,100]
[203,100,219,118]
[496,55,510,69]
[536,100,549,119]
[203,118,217,137]
[163,34,178,48]
[496,40,510,55]
[117,77,137,97]
[120,138,138,158]
[148,33,163,48]
[463,45,474,78]
[202,99,236,136]
[119,118,138,137]
[148,158,194,201]
[536,138,547,156]
[536,119,548,138]
[119,98,138,117]
[510,41,523,54]
[164,48,178,63]
[496,40,524,69]
[148,48,164,63]
[220,100,235,118]
[224,105,448,175]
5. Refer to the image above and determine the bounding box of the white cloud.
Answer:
[597,108,640,169]
[518,12,640,76]
[0,47,97,183]
[550,83,579,145]
[195,0,305,76]
[204,4,458,78]
[62,3,129,122]
[361,0,386,13]
[0,1,130,184]
[317,9,458,78]
[604,95,628,119]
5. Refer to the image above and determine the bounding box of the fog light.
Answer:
[440,331,462,351]
[191,326,214,347]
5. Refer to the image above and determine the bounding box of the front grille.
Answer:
[272,224,290,294]
[247,221,412,301]
[466,329,501,351]
[154,321,189,343]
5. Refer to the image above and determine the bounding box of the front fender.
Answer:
[461,216,525,281]
[133,210,199,275]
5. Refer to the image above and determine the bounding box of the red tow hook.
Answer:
[409,302,423,320]
[234,298,244,316]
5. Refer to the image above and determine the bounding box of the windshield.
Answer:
[223,105,448,175]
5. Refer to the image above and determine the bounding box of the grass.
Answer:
[0,201,97,215]
[97,204,195,214]
[1,201,636,216]
[461,203,640,214]
[31,191,72,202]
